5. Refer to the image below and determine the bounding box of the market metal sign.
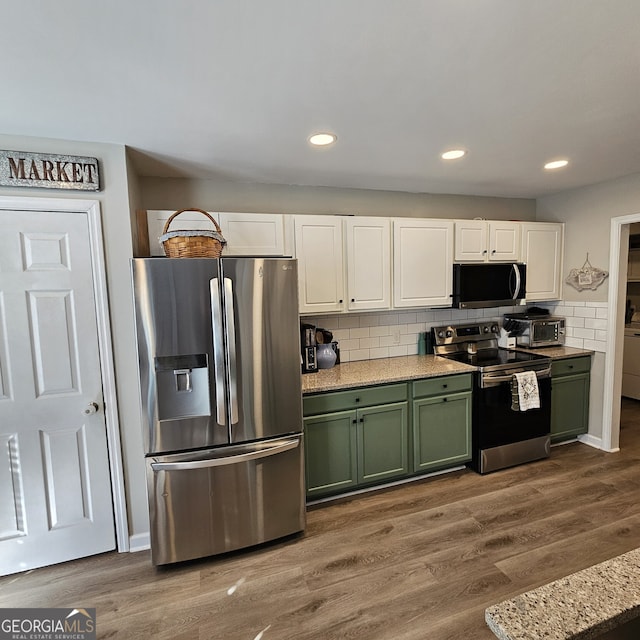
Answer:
[0,150,100,191]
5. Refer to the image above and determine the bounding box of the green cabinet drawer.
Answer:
[412,373,472,399]
[551,356,591,377]
[303,382,408,416]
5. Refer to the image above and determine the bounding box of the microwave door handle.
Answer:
[511,264,521,300]
[210,278,227,427]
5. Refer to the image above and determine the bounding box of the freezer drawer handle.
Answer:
[150,438,300,471]
[210,278,227,426]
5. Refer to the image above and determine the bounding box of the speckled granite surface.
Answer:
[516,346,594,359]
[485,547,640,640]
[301,348,593,394]
[301,355,475,394]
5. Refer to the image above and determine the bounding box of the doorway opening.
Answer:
[603,213,640,453]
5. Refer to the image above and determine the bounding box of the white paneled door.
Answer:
[0,209,115,575]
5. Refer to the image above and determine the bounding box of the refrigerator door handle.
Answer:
[223,277,239,425]
[150,437,300,471]
[210,278,227,426]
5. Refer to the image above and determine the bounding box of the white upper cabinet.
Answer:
[521,222,564,301]
[146,210,288,257]
[393,219,453,308]
[454,220,520,262]
[294,215,391,314]
[294,215,345,314]
[345,217,391,312]
[217,212,287,256]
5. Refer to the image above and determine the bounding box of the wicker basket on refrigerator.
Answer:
[159,208,226,258]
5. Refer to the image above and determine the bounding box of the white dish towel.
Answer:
[513,371,540,411]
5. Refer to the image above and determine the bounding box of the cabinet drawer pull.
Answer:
[355,397,360,403]
[442,384,448,388]
[443,397,448,402]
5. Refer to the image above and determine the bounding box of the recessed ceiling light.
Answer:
[309,132,337,146]
[544,159,569,170]
[441,149,467,160]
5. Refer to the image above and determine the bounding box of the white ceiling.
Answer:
[3,1,640,198]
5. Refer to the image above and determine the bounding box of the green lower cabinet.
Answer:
[303,402,409,498]
[357,402,409,484]
[551,372,590,443]
[303,376,472,499]
[304,410,358,498]
[412,391,472,472]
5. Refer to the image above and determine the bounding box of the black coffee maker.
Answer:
[300,323,317,373]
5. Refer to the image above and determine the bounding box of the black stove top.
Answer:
[440,347,549,370]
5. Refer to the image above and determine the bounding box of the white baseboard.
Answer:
[128,532,151,553]
[578,432,619,452]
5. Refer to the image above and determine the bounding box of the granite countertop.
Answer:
[485,547,640,640]
[301,355,475,394]
[516,346,594,359]
[301,347,593,395]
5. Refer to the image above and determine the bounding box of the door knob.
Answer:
[84,402,99,415]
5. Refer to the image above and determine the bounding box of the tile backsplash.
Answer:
[302,300,608,363]
[543,301,608,353]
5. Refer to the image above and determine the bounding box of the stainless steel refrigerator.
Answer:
[131,257,305,565]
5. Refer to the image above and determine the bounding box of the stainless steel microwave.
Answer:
[503,315,566,348]
[452,263,526,309]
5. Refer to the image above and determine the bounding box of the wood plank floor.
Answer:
[3,399,640,640]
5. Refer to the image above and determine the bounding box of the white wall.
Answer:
[538,173,640,302]
[0,134,149,543]
[537,171,640,445]
[139,176,536,221]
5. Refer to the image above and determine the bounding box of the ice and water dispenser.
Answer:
[154,354,211,421]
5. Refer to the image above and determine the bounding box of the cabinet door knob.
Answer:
[359,417,364,423]
[443,397,448,402]
[491,249,496,254]
[352,419,357,425]
[355,397,360,403]
[482,250,487,254]
[351,298,355,302]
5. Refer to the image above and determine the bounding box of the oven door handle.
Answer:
[481,366,552,387]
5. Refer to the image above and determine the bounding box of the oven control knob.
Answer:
[437,330,445,338]
[483,326,490,333]
[445,330,453,338]
[491,324,499,333]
